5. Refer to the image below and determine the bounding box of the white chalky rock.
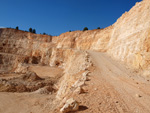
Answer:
[60,98,79,113]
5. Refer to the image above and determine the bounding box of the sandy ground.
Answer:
[0,66,62,113]
[0,92,57,113]
[74,51,150,113]
[0,51,150,113]
[29,66,63,78]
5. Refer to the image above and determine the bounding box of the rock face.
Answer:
[52,0,150,76]
[107,0,150,71]
[0,28,53,72]
[53,26,113,52]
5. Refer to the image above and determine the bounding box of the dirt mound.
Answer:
[0,71,55,93]
[21,71,43,81]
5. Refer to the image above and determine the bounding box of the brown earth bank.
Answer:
[0,0,150,113]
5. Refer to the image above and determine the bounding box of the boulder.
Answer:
[74,86,84,94]
[60,98,79,113]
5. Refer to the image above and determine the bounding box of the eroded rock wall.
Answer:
[53,26,113,52]
[0,28,53,72]
[107,0,150,75]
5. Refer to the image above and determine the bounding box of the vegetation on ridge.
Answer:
[83,27,88,31]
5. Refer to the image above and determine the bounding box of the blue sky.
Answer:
[0,0,142,36]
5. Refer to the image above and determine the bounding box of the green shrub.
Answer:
[97,27,100,29]
[16,26,19,30]
[32,29,36,34]
[29,28,32,33]
[43,33,46,35]
[83,27,88,31]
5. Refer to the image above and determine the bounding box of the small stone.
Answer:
[116,101,119,103]
[136,94,142,98]
[34,86,51,94]
[94,88,97,91]
[74,87,84,94]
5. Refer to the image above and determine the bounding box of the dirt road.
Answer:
[75,51,150,113]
